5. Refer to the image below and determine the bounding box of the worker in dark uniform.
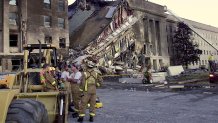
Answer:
[78,60,102,122]
[143,64,152,84]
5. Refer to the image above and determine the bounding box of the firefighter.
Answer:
[143,64,152,84]
[61,65,71,103]
[77,60,102,122]
[208,54,215,72]
[40,64,49,84]
[40,64,58,91]
[67,64,82,118]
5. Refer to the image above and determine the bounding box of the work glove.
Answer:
[58,82,65,90]
[80,93,84,97]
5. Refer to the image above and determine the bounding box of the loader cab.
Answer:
[23,44,57,69]
[22,44,58,86]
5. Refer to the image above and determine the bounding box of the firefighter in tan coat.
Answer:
[68,65,82,118]
[78,60,102,122]
[40,64,58,91]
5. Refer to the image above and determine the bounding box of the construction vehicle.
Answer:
[0,43,68,123]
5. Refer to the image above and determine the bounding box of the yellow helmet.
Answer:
[95,102,103,108]
[49,67,55,71]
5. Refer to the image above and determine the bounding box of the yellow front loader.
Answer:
[0,44,68,123]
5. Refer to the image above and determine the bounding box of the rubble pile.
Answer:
[68,49,143,76]
[166,69,209,83]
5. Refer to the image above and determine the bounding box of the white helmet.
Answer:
[86,61,95,68]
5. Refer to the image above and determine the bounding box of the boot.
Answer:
[68,106,75,112]
[72,112,79,118]
[89,116,94,122]
[77,117,84,122]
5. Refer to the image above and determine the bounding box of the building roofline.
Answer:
[167,14,218,33]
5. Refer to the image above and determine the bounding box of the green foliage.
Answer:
[173,22,202,66]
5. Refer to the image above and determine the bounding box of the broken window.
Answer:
[143,44,146,54]
[9,0,17,5]
[10,34,18,47]
[44,0,51,9]
[149,44,154,55]
[44,16,51,27]
[120,39,126,51]
[169,25,173,33]
[9,12,18,25]
[127,9,133,16]
[156,21,161,55]
[58,1,65,12]
[111,46,115,57]
[58,18,65,28]
[45,36,52,44]
[153,59,157,70]
[59,38,66,48]
[11,59,21,71]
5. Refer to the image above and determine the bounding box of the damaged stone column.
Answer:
[2,58,12,72]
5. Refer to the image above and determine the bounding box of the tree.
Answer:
[173,22,202,67]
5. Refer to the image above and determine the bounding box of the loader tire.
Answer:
[6,99,48,123]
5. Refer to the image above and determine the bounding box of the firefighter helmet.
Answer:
[86,60,95,68]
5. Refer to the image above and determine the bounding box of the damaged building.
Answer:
[0,0,69,72]
[69,0,218,71]
[167,16,218,69]
[68,0,170,72]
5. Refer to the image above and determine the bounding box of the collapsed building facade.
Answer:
[68,0,170,72]
[0,0,69,72]
[69,0,218,71]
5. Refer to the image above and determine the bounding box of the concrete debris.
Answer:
[169,85,184,89]
[105,6,116,18]
[120,80,127,84]
[72,55,92,65]
[203,92,213,94]
[164,81,168,85]
[119,78,143,84]
[132,74,143,78]
[151,72,167,83]
[130,88,136,92]
[146,88,149,93]
[159,80,168,85]
[154,84,165,88]
[167,65,184,76]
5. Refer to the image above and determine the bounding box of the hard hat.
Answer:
[95,102,103,108]
[87,102,103,109]
[49,67,55,71]
[42,64,49,69]
[86,61,95,68]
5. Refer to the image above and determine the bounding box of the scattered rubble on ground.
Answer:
[68,49,211,92]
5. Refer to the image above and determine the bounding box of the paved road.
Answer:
[68,89,218,123]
